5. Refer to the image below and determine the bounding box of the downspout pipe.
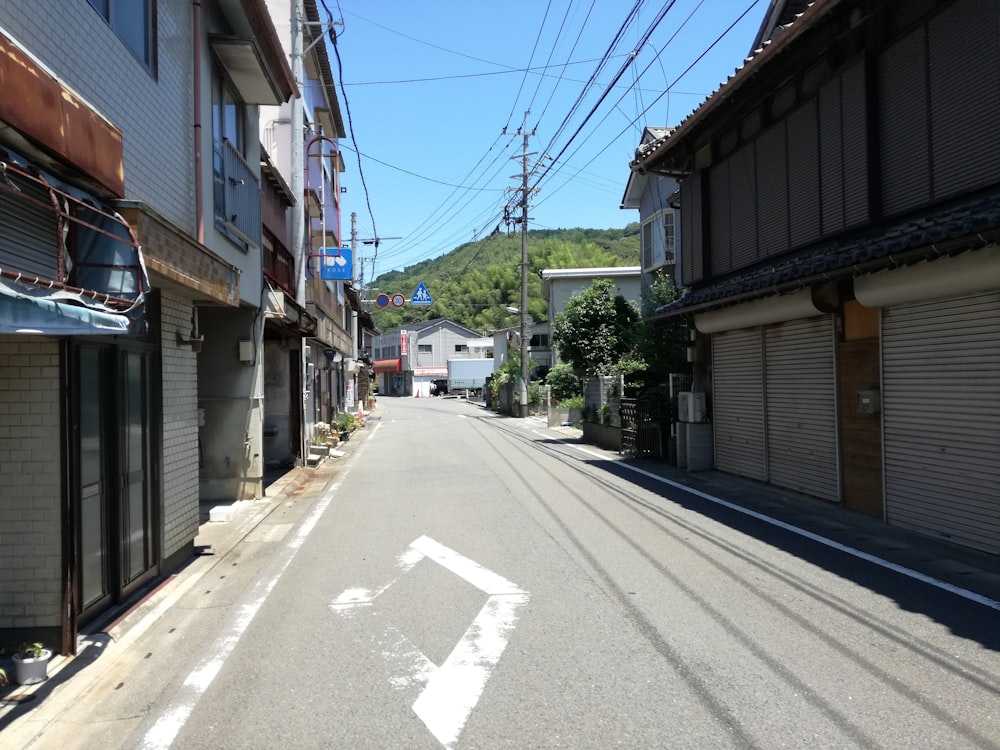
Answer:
[193,0,204,243]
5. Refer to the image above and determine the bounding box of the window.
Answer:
[418,344,432,353]
[641,210,676,270]
[455,344,468,353]
[87,0,155,71]
[212,76,246,154]
[211,71,258,246]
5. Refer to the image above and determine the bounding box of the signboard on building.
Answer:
[320,247,353,281]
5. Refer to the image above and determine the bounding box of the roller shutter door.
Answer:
[713,328,765,480]
[765,317,839,501]
[882,292,1000,554]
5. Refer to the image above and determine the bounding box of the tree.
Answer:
[631,269,691,396]
[545,362,582,401]
[551,279,641,377]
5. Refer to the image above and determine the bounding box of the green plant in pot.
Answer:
[335,412,356,440]
[12,641,51,685]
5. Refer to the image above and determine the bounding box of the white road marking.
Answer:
[565,442,1000,612]
[141,442,365,750]
[332,536,530,749]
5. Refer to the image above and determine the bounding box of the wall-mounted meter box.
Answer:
[238,339,253,363]
[856,389,881,415]
[678,391,707,423]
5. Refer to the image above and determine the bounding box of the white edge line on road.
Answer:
[563,442,1000,612]
[141,445,365,749]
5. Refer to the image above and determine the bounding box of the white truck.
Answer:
[446,358,494,396]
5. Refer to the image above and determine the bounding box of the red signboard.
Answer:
[400,330,408,356]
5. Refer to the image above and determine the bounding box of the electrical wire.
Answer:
[538,0,763,214]
[319,0,380,270]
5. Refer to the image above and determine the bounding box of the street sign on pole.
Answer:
[411,282,433,306]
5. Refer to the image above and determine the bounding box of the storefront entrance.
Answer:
[70,342,158,629]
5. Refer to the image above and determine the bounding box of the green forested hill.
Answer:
[366,224,639,333]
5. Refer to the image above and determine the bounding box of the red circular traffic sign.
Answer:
[375,293,390,308]
[391,293,405,307]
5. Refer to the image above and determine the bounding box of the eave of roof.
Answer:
[650,193,1000,321]
[632,0,840,176]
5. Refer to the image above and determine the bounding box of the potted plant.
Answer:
[12,642,51,685]
[335,412,356,442]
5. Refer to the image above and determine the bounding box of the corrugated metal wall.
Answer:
[765,317,839,501]
[756,121,789,259]
[730,143,758,269]
[787,100,822,247]
[712,328,766,480]
[840,61,869,229]
[709,160,732,275]
[0,175,59,280]
[878,26,931,216]
[680,172,703,286]
[882,292,1000,554]
[928,0,1000,200]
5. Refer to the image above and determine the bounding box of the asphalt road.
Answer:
[14,397,1000,749]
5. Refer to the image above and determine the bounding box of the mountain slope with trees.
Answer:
[366,225,639,333]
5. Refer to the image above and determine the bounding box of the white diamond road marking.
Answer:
[332,535,530,749]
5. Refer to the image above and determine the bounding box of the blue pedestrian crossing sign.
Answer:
[411,281,433,306]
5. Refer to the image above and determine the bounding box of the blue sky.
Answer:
[325,0,769,280]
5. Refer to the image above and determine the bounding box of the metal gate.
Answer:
[620,398,665,459]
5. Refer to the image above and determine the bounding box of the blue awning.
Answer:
[0,280,131,335]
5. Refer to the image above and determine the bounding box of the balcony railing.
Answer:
[213,138,261,249]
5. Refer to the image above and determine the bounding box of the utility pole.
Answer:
[291,0,304,308]
[514,112,536,418]
[290,0,307,463]
[350,212,401,298]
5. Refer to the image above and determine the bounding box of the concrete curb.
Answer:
[0,426,368,736]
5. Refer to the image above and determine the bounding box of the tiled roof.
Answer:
[632,1,822,171]
[652,193,1000,318]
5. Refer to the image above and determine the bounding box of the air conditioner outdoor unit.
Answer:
[677,391,707,423]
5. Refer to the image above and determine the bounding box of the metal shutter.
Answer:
[765,317,839,501]
[712,328,766,480]
[882,292,1000,554]
[879,26,931,216]
[929,0,1000,199]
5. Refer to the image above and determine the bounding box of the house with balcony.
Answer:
[0,0,294,651]
[632,0,1000,556]
[262,0,351,450]
[621,127,680,313]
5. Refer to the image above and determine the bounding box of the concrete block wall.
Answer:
[0,338,63,628]
[160,292,201,558]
